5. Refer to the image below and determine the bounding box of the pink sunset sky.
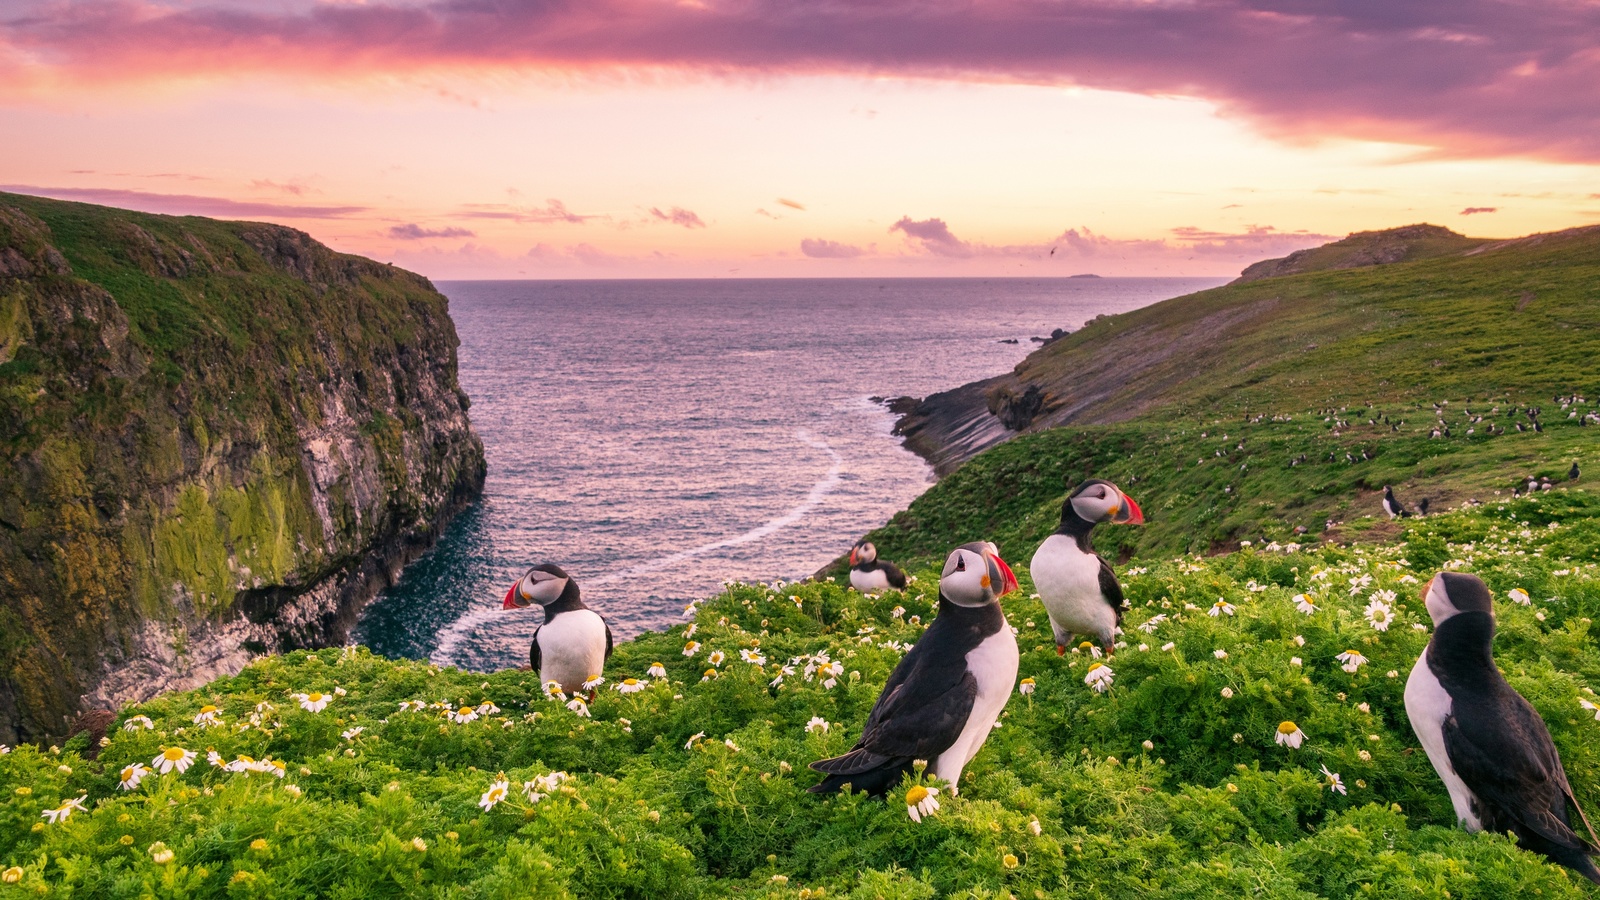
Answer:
[2,0,1597,279]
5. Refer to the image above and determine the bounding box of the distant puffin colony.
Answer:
[501,460,1600,883]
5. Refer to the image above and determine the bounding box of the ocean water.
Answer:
[353,277,1222,671]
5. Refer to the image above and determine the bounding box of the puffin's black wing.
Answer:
[529,627,542,672]
[1097,557,1125,625]
[881,561,908,590]
[808,642,976,792]
[1443,691,1600,879]
[604,621,614,660]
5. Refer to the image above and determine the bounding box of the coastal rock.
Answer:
[0,192,485,743]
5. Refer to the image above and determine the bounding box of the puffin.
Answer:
[1382,485,1409,519]
[1572,462,1582,482]
[849,541,908,593]
[502,564,613,695]
[809,542,1019,796]
[1030,479,1144,655]
[1404,572,1600,883]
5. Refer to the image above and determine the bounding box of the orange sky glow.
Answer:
[3,1,1597,279]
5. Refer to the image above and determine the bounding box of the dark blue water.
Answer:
[354,277,1222,670]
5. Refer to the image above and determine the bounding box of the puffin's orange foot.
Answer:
[1056,644,1066,657]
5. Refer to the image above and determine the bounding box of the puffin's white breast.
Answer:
[931,627,1019,791]
[1030,535,1116,640]
[1404,650,1483,830]
[851,568,892,593]
[538,609,609,693]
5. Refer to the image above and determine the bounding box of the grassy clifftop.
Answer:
[5,494,1600,897]
[0,193,485,744]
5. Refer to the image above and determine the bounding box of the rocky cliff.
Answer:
[0,192,486,743]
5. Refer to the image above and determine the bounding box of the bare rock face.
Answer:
[0,192,485,743]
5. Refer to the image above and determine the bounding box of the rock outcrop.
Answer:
[0,192,485,743]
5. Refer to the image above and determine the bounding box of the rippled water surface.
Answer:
[354,277,1222,670]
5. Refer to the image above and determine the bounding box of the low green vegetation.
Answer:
[7,491,1600,897]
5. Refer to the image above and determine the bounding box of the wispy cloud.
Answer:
[890,216,972,257]
[389,223,476,239]
[777,198,806,211]
[1459,206,1498,215]
[0,184,365,218]
[1,1,1597,161]
[458,199,598,224]
[648,206,706,229]
[799,238,862,258]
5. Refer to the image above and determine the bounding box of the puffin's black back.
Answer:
[807,596,1003,795]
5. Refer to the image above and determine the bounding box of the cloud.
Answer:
[648,206,706,229]
[0,184,365,218]
[1459,206,1498,215]
[388,223,476,239]
[2,2,1598,162]
[890,216,972,257]
[799,238,863,258]
[777,198,806,211]
[458,198,597,224]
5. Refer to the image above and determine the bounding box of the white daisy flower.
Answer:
[193,705,222,726]
[477,702,501,716]
[1018,677,1036,695]
[614,678,647,694]
[1293,634,1306,646]
[1508,588,1532,605]
[153,746,197,774]
[740,649,767,666]
[581,675,605,691]
[1320,764,1347,795]
[1293,594,1318,614]
[905,785,940,823]
[293,692,331,713]
[685,623,698,638]
[1078,641,1103,659]
[1028,818,1042,835]
[224,755,258,773]
[566,698,590,717]
[1161,642,1176,652]
[1138,614,1168,633]
[122,715,154,731]
[819,661,843,689]
[1364,599,1394,631]
[890,606,906,619]
[1581,699,1600,721]
[259,759,286,779]
[543,681,567,701]
[341,727,365,741]
[1084,662,1115,693]
[701,668,718,682]
[1336,650,1369,673]
[1213,649,1228,659]
[805,716,829,733]
[448,706,479,725]
[1220,687,1234,699]
[398,700,426,713]
[707,651,726,667]
[683,600,700,618]
[724,739,740,752]
[683,641,701,657]
[647,662,668,679]
[479,779,510,811]
[40,795,87,824]
[1411,623,1429,632]
[118,762,151,791]
[685,731,706,750]
[1209,599,1235,617]
[1290,657,1303,667]
[333,687,348,696]
[1275,721,1306,749]
[769,665,795,687]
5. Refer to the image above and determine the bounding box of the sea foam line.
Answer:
[429,431,845,668]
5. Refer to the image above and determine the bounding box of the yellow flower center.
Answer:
[1020,678,1035,684]
[458,707,474,716]
[121,766,137,780]
[1088,663,1104,672]
[1079,642,1093,649]
[704,669,716,677]
[1215,600,1226,607]
[651,663,663,668]
[308,693,323,702]
[1278,721,1299,734]
[623,678,639,686]
[905,785,929,805]
[1344,650,1358,657]
[162,747,187,761]
[199,705,217,714]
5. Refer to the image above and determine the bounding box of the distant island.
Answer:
[1067,273,1101,278]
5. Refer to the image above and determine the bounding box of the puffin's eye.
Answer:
[955,557,966,572]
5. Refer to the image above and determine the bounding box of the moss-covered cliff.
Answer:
[0,192,485,744]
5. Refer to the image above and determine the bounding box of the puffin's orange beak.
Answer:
[1112,492,1145,525]
[503,582,523,610]
[992,553,1019,596]
[849,547,859,565]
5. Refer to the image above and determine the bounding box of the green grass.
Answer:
[8,494,1600,896]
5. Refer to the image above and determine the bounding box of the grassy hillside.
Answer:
[5,494,1600,897]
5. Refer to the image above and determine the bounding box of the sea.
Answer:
[353,277,1223,671]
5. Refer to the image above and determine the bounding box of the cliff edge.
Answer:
[0,192,486,743]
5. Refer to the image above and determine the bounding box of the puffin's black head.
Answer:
[503,563,575,610]
[850,541,877,566]
[940,541,1019,608]
[1064,479,1144,526]
[1422,571,1494,625]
